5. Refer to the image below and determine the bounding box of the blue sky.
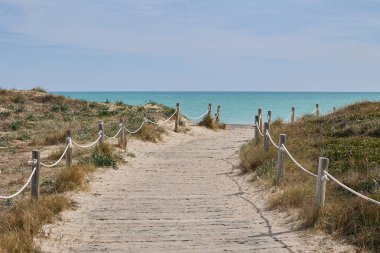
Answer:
[0,0,380,91]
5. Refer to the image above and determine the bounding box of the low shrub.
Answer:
[30,87,47,93]
[91,142,118,167]
[11,120,22,131]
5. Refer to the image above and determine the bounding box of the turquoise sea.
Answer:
[53,92,380,124]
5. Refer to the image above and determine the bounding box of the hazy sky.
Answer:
[0,0,380,91]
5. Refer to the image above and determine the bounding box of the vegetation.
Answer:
[198,114,226,130]
[240,101,380,251]
[91,142,121,168]
[0,88,176,252]
[0,195,71,253]
[54,164,95,193]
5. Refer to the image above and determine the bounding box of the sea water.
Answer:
[53,92,380,124]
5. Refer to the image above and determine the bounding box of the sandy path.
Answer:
[39,126,354,252]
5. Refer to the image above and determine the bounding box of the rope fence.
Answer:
[0,163,37,199]
[0,102,218,200]
[180,109,209,121]
[252,105,380,211]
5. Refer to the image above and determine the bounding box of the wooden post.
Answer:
[254,115,259,145]
[207,103,212,118]
[277,134,286,182]
[98,121,104,144]
[258,108,263,132]
[315,157,329,212]
[174,103,180,132]
[332,107,336,113]
[215,105,221,123]
[267,111,272,124]
[66,130,72,168]
[119,118,126,149]
[263,122,269,152]
[291,107,295,124]
[316,104,320,117]
[31,150,40,199]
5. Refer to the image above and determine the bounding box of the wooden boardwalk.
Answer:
[40,126,350,252]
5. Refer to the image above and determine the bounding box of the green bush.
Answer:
[91,143,118,167]
[11,120,22,131]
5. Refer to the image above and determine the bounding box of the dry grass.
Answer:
[198,115,226,130]
[239,101,380,251]
[54,164,95,192]
[0,195,71,253]
[0,88,175,252]
[137,124,165,143]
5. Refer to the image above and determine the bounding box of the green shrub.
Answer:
[52,103,69,113]
[0,111,10,119]
[11,120,22,131]
[91,143,118,167]
[30,87,47,93]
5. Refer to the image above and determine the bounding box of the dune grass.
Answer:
[198,115,226,130]
[240,101,380,251]
[0,195,72,253]
[0,88,175,252]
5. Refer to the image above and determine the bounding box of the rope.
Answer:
[104,126,123,139]
[310,108,317,114]
[180,109,209,121]
[72,135,102,148]
[40,143,70,168]
[281,145,318,178]
[161,109,178,123]
[125,119,147,134]
[256,123,264,137]
[145,108,178,126]
[0,164,37,199]
[325,171,380,206]
[265,130,279,149]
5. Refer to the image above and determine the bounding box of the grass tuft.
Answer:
[91,142,119,167]
[0,195,71,253]
[54,164,95,192]
[137,124,165,143]
[198,115,226,130]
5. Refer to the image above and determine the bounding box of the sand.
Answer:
[38,124,356,252]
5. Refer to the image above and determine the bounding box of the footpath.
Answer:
[39,125,354,253]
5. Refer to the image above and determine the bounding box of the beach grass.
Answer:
[240,101,380,251]
[0,88,175,252]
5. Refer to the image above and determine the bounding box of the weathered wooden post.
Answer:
[267,111,272,124]
[291,107,295,124]
[207,103,212,118]
[277,134,286,182]
[31,150,40,199]
[174,103,180,132]
[332,107,336,113]
[264,122,269,152]
[315,157,329,212]
[254,115,259,145]
[258,108,263,132]
[119,118,126,149]
[98,121,105,144]
[66,130,72,168]
[316,104,320,117]
[215,105,221,123]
